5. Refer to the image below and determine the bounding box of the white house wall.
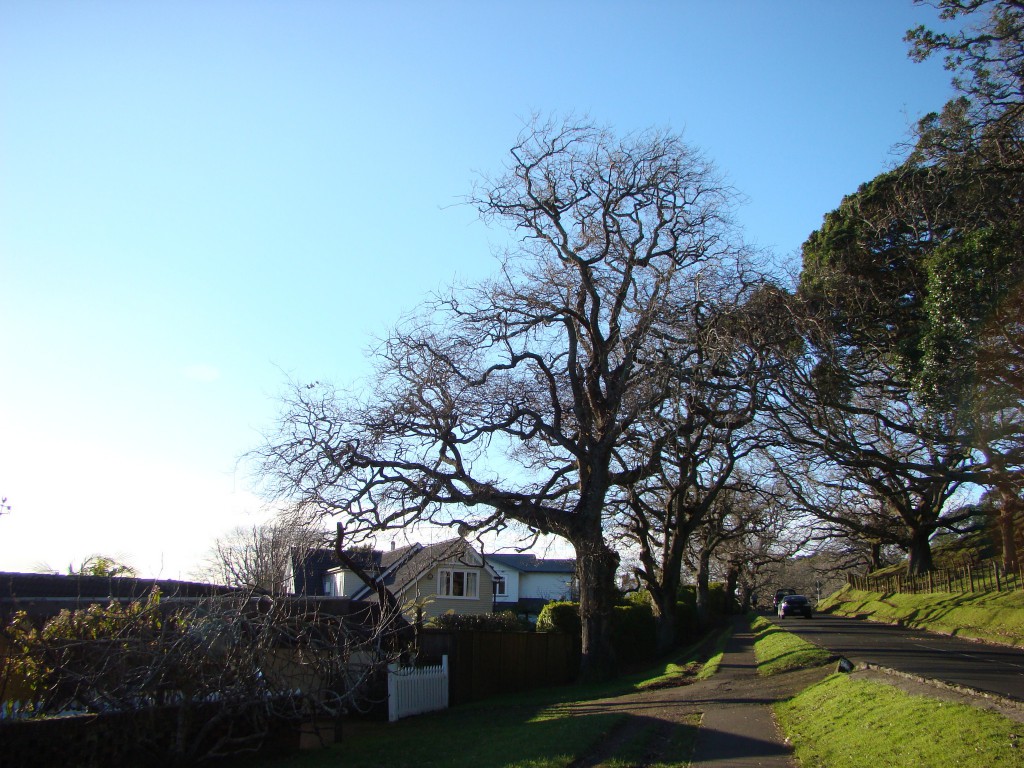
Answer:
[520,572,573,601]
[489,563,521,602]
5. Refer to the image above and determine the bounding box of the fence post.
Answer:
[995,563,1002,592]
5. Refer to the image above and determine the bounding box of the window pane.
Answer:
[452,571,465,596]
[466,572,478,598]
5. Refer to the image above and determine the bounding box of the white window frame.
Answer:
[494,575,507,596]
[437,568,479,599]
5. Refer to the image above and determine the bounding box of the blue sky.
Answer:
[0,1,957,578]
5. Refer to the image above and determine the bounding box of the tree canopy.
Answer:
[257,117,751,678]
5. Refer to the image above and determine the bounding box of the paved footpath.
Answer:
[688,615,799,768]
[567,615,829,767]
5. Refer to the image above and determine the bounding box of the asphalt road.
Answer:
[766,611,1024,702]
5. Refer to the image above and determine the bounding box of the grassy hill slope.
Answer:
[818,585,1024,647]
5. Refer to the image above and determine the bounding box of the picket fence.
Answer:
[387,655,448,723]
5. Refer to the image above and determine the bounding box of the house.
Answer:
[485,553,576,620]
[289,538,500,622]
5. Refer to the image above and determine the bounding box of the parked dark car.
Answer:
[777,594,813,619]
[773,588,796,610]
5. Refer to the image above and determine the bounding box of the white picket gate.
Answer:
[387,655,449,722]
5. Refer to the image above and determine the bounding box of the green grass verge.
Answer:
[231,634,719,768]
[751,615,832,676]
[695,626,732,681]
[634,627,732,690]
[819,585,1024,647]
[776,673,1024,767]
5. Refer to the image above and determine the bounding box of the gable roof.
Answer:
[290,548,339,595]
[486,553,575,574]
[352,538,494,601]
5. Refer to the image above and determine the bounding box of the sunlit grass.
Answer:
[750,615,832,676]
[819,586,1024,647]
[777,673,1024,767]
[695,626,732,680]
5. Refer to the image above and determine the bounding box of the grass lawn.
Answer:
[776,673,1024,767]
[818,586,1024,647]
[750,615,833,676]
[229,635,719,768]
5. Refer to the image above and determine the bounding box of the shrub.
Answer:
[428,610,529,632]
[536,601,582,636]
[537,600,658,665]
[611,602,657,665]
[678,582,730,618]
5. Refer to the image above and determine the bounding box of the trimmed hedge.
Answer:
[536,583,732,665]
[428,610,530,632]
[535,601,581,636]
[536,600,657,665]
[611,602,657,664]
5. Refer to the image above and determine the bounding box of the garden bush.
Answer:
[537,600,658,665]
[535,601,581,636]
[611,602,657,664]
[428,610,530,632]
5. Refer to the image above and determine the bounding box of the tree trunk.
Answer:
[650,589,678,656]
[695,549,712,627]
[738,583,753,612]
[574,536,620,682]
[984,451,1020,573]
[906,528,935,576]
[999,502,1019,573]
[724,564,739,614]
[869,541,882,572]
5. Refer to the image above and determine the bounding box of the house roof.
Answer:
[290,548,339,595]
[353,538,495,602]
[486,553,576,574]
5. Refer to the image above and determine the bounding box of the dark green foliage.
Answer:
[537,600,660,665]
[535,601,582,636]
[678,583,731,618]
[673,599,700,644]
[428,610,530,632]
[610,602,657,665]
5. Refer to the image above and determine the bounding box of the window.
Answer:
[494,576,506,596]
[438,569,479,598]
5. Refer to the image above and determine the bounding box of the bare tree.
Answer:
[198,519,322,595]
[611,272,785,651]
[681,478,791,624]
[712,482,808,612]
[255,117,745,680]
[768,308,981,575]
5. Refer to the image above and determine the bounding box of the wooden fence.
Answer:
[418,629,578,705]
[387,655,448,722]
[848,558,1024,595]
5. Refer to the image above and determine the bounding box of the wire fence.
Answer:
[847,558,1024,595]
